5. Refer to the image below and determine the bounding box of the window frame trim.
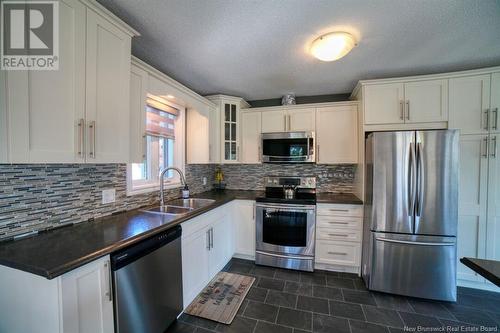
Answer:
[127,103,186,196]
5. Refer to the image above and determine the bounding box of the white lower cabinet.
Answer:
[232,200,256,259]
[181,205,233,307]
[61,256,114,333]
[0,255,114,333]
[315,204,363,274]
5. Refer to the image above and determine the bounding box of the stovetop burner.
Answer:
[256,176,317,205]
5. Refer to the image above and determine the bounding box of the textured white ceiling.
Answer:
[98,0,500,100]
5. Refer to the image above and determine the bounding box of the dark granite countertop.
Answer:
[316,192,363,205]
[460,257,500,287]
[0,190,262,280]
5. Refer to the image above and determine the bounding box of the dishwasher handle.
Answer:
[111,225,182,271]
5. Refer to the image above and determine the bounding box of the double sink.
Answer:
[142,198,216,216]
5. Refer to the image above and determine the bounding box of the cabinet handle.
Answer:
[104,260,113,302]
[328,233,349,237]
[491,136,497,158]
[209,144,212,162]
[328,221,349,225]
[258,146,261,162]
[284,115,287,131]
[78,119,85,157]
[288,115,291,131]
[206,230,211,250]
[482,137,489,158]
[317,145,320,162]
[88,121,96,158]
[328,252,348,256]
[210,228,214,249]
[484,110,490,130]
[400,101,404,120]
[492,108,498,131]
[253,203,256,220]
[406,100,410,120]
[329,209,349,212]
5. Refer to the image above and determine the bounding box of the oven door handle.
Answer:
[256,204,316,211]
[264,155,310,159]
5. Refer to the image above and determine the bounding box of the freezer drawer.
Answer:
[368,232,457,301]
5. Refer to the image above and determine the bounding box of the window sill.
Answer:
[127,181,182,196]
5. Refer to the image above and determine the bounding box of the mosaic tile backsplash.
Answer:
[219,164,356,193]
[0,164,214,241]
[0,162,355,241]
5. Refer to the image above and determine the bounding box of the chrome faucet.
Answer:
[159,167,188,207]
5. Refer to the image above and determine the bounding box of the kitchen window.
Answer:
[127,96,185,195]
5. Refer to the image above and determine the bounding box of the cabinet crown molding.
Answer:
[350,65,500,100]
[205,94,251,108]
[131,56,217,109]
[243,100,359,113]
[80,0,140,36]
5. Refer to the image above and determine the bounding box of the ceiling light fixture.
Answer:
[310,32,357,62]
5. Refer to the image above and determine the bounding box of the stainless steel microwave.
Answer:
[261,131,315,163]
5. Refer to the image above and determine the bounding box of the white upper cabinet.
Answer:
[1,0,138,163]
[129,64,148,163]
[186,107,210,164]
[403,79,448,123]
[449,75,491,135]
[261,108,315,133]
[85,9,132,163]
[205,95,249,163]
[363,79,447,126]
[288,108,316,131]
[363,83,404,125]
[490,72,500,134]
[261,109,286,133]
[240,111,262,163]
[4,0,86,163]
[209,106,221,163]
[316,105,358,164]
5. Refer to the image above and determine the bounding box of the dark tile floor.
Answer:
[166,258,500,333]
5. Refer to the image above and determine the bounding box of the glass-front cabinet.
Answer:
[205,95,250,163]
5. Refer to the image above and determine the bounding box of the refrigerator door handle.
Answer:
[375,237,455,246]
[416,142,424,217]
[408,142,417,217]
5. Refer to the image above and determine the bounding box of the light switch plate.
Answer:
[202,177,207,186]
[102,189,116,204]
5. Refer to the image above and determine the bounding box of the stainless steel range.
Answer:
[255,176,317,272]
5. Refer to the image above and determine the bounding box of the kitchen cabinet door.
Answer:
[491,73,500,134]
[449,75,491,135]
[86,9,132,163]
[288,108,315,131]
[487,134,500,260]
[61,256,114,333]
[457,135,489,283]
[233,200,256,258]
[404,79,448,123]
[363,83,404,125]
[182,227,210,307]
[316,105,358,164]
[5,0,86,163]
[208,215,232,278]
[186,107,210,163]
[209,106,221,163]
[261,109,286,133]
[129,64,148,163]
[240,112,262,163]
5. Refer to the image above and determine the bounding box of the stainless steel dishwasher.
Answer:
[111,225,183,333]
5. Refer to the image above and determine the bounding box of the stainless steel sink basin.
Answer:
[141,198,215,216]
[167,198,216,209]
[142,205,193,216]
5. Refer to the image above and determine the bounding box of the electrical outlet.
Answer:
[202,177,207,186]
[102,189,116,204]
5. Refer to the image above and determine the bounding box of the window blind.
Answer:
[146,94,178,139]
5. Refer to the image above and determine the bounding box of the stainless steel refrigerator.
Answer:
[362,130,459,301]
